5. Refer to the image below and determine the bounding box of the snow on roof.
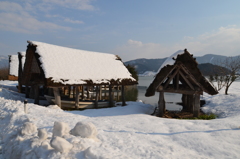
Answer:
[156,50,185,74]
[28,41,135,85]
[9,52,25,77]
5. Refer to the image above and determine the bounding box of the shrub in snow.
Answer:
[20,122,37,136]
[50,136,73,153]
[38,128,48,141]
[70,122,98,138]
[52,121,70,137]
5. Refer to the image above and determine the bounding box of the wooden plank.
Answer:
[75,86,80,109]
[193,94,200,117]
[181,94,187,109]
[53,87,61,108]
[160,88,202,95]
[121,85,126,106]
[178,70,195,90]
[158,92,165,117]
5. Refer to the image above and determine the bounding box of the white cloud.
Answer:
[42,0,95,11]
[64,18,84,24]
[0,1,70,34]
[114,26,240,61]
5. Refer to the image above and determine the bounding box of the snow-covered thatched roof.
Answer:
[25,41,136,85]
[9,52,25,77]
[145,49,218,96]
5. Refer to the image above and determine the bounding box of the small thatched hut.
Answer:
[145,49,218,117]
[20,41,137,108]
[8,52,25,81]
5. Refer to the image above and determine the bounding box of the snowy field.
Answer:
[0,80,240,159]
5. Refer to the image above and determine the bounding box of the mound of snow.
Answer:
[70,122,98,138]
[20,122,37,136]
[50,136,73,153]
[52,121,70,137]
[38,128,48,141]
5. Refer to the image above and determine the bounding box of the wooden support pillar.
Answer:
[34,85,39,104]
[95,86,99,108]
[86,86,90,99]
[68,86,71,98]
[109,85,114,107]
[25,85,29,98]
[53,87,61,108]
[158,92,165,117]
[75,86,80,109]
[81,86,84,100]
[181,94,187,110]
[99,85,102,100]
[193,94,200,117]
[121,85,126,106]
[187,95,194,112]
[117,85,120,101]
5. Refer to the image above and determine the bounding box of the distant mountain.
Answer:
[0,55,9,68]
[124,54,237,76]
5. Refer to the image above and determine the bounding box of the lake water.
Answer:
[137,76,183,111]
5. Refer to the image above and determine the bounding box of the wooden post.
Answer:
[86,86,90,99]
[117,85,120,101]
[34,85,39,104]
[193,94,200,117]
[109,85,114,107]
[158,92,165,117]
[99,85,102,100]
[75,86,80,109]
[53,87,61,108]
[187,94,194,112]
[25,85,29,98]
[81,86,84,100]
[121,85,126,106]
[181,94,187,110]
[95,86,99,108]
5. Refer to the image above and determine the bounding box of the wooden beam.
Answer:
[159,88,202,95]
[193,94,200,117]
[158,92,165,117]
[53,87,61,108]
[178,70,195,90]
[175,72,179,89]
[75,86,80,109]
[121,85,126,106]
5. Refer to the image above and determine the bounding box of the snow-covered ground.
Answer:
[0,80,240,159]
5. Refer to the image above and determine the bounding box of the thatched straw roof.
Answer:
[145,49,218,97]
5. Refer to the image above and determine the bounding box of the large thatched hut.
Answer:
[8,52,25,81]
[20,41,137,109]
[145,49,218,117]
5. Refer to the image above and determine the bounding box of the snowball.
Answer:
[20,122,37,136]
[41,141,52,150]
[50,136,73,153]
[38,128,48,141]
[52,121,70,137]
[70,122,98,138]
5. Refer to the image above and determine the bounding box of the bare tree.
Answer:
[208,56,240,95]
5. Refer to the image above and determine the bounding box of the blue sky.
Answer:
[1,0,240,61]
